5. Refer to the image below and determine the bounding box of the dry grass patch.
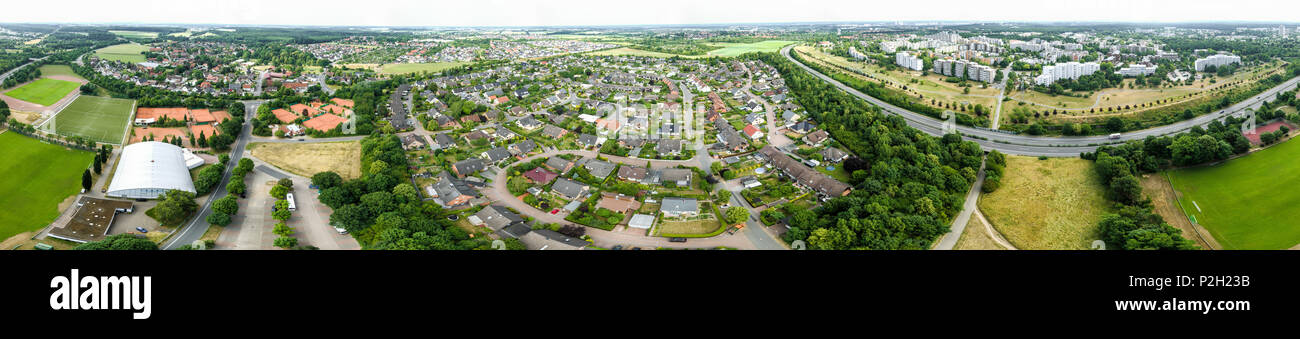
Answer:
[977,156,1113,249]
[249,141,362,180]
[954,215,1004,250]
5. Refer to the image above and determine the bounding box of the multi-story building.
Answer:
[1194,54,1242,72]
[932,59,995,83]
[1034,61,1101,86]
[895,52,924,71]
[1116,63,1158,77]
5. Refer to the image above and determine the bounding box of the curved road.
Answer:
[781,45,1300,156]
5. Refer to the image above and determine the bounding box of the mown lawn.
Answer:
[0,132,94,242]
[4,78,80,106]
[1167,137,1300,249]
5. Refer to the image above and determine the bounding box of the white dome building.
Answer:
[106,142,197,199]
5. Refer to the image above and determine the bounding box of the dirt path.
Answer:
[1140,173,1221,250]
[975,209,1017,250]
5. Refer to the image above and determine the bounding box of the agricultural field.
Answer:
[108,30,159,39]
[1167,137,1300,250]
[586,47,684,58]
[93,43,150,63]
[249,141,363,180]
[704,40,796,57]
[3,78,80,106]
[0,132,95,244]
[377,62,471,75]
[977,156,1113,249]
[53,95,135,144]
[794,46,1002,112]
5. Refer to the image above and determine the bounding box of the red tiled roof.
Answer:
[523,167,558,183]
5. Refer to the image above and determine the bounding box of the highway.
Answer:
[781,45,1300,156]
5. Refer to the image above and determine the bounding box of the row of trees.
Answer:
[751,52,987,249]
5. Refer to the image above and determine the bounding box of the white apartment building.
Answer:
[849,46,868,60]
[895,52,924,71]
[1194,54,1242,72]
[932,59,994,83]
[1116,63,1158,77]
[1034,61,1101,86]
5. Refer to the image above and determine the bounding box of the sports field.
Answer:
[54,95,135,144]
[1167,137,1300,250]
[3,78,80,106]
[94,43,150,63]
[378,62,471,75]
[0,132,94,243]
[705,40,797,57]
[37,64,81,79]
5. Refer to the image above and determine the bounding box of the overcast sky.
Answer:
[2,0,1298,27]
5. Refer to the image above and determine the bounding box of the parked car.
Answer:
[135,227,148,233]
[669,237,687,243]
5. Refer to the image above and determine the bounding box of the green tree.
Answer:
[273,236,298,249]
[724,206,749,225]
[213,195,239,216]
[270,184,289,200]
[272,222,294,237]
[73,234,158,250]
[206,212,231,226]
[81,169,92,192]
[146,190,198,226]
[273,200,292,221]
[311,171,343,189]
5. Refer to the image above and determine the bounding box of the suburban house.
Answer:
[660,168,693,187]
[656,139,683,155]
[595,192,639,213]
[582,159,617,180]
[743,124,765,140]
[452,158,487,177]
[401,134,428,151]
[541,125,569,139]
[550,178,591,201]
[821,147,849,163]
[523,167,558,184]
[521,229,590,250]
[578,134,599,148]
[759,146,852,198]
[659,197,699,218]
[517,116,543,130]
[464,130,491,143]
[482,147,512,164]
[628,214,655,229]
[804,130,830,145]
[471,205,524,230]
[509,140,537,156]
[431,172,479,207]
[545,157,574,173]
[616,165,649,183]
[713,118,749,152]
[432,133,456,150]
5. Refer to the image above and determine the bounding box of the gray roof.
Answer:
[474,205,524,230]
[550,178,589,200]
[483,147,512,163]
[522,229,589,250]
[545,157,573,172]
[661,168,693,184]
[453,158,487,176]
[656,139,683,154]
[578,133,598,147]
[583,159,616,179]
[510,140,536,155]
[821,147,849,162]
[660,197,699,214]
[433,172,479,203]
[433,133,455,147]
[542,124,567,138]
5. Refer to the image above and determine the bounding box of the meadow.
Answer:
[93,43,150,63]
[249,141,363,180]
[977,156,1113,249]
[377,62,472,75]
[0,132,94,243]
[1167,137,1300,250]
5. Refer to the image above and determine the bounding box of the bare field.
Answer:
[249,141,362,180]
[977,156,1113,250]
[954,214,1005,250]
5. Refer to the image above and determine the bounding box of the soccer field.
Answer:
[0,132,94,243]
[1167,138,1300,250]
[54,95,135,144]
[3,78,80,106]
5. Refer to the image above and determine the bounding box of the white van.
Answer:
[1108,133,1122,139]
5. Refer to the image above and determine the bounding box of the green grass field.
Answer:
[0,132,94,242]
[705,41,797,57]
[94,43,150,63]
[37,64,81,79]
[3,78,80,106]
[1167,138,1300,250]
[54,95,135,144]
[377,62,471,75]
[109,30,159,39]
[978,156,1113,249]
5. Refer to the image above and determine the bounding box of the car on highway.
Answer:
[1109,133,1122,139]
